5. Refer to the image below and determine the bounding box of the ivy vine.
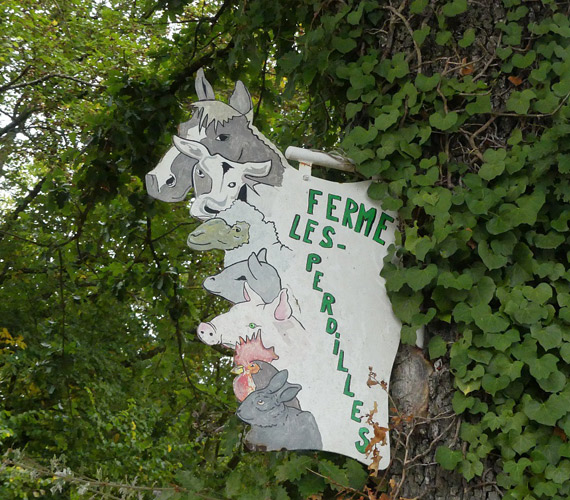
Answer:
[272,0,570,497]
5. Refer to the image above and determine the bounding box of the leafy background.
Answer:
[1,0,569,499]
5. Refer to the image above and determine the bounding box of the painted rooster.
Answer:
[231,330,278,401]
[231,331,301,409]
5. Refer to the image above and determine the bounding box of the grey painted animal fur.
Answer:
[145,69,287,215]
[203,248,281,304]
[236,370,322,451]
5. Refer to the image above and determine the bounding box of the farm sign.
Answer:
[145,70,401,468]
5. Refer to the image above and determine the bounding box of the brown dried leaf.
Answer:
[460,58,474,76]
[368,451,381,477]
[364,486,378,500]
[554,427,568,442]
[367,401,379,424]
[365,423,388,457]
[367,377,379,387]
[508,75,523,86]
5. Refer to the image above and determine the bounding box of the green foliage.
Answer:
[2,0,570,498]
[253,0,570,497]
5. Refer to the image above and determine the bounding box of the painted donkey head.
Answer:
[145,69,287,218]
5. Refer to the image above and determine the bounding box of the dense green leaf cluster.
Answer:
[2,0,570,498]
[261,0,570,497]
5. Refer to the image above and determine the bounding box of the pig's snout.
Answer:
[197,322,218,344]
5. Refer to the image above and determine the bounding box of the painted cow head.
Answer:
[172,138,271,219]
[145,69,286,217]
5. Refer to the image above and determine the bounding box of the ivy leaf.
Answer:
[483,329,520,351]
[533,231,565,249]
[374,107,400,131]
[344,125,378,146]
[506,89,536,114]
[531,323,562,350]
[442,0,467,17]
[537,370,566,393]
[533,92,559,113]
[415,73,440,91]
[510,429,537,455]
[405,264,438,291]
[545,460,570,485]
[504,458,531,483]
[522,283,552,304]
[459,454,483,481]
[437,271,473,290]
[524,391,570,426]
[459,28,476,48]
[332,37,357,54]
[472,303,509,332]
[560,343,570,363]
[481,374,510,395]
[391,289,423,323]
[479,148,507,180]
[429,111,459,131]
[512,51,536,69]
[345,102,363,120]
[376,53,409,82]
[346,6,363,25]
[527,353,559,380]
[350,73,375,90]
[428,335,447,359]
[404,223,435,261]
[466,95,492,115]
[435,446,462,470]
[452,391,475,413]
[413,25,431,46]
[478,240,508,270]
[410,0,429,13]
[401,324,421,344]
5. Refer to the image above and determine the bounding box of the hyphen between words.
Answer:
[289,189,395,454]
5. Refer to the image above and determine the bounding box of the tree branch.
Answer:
[0,175,47,241]
[0,108,35,139]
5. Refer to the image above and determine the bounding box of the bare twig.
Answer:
[382,5,423,74]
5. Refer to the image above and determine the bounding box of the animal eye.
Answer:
[257,400,265,406]
[248,323,258,329]
[195,168,205,178]
[215,134,230,141]
[166,174,176,187]
[228,182,236,188]
[236,276,247,281]
[234,226,241,232]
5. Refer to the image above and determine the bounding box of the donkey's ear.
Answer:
[195,68,215,100]
[229,81,253,118]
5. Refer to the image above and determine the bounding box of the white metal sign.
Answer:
[146,70,401,468]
